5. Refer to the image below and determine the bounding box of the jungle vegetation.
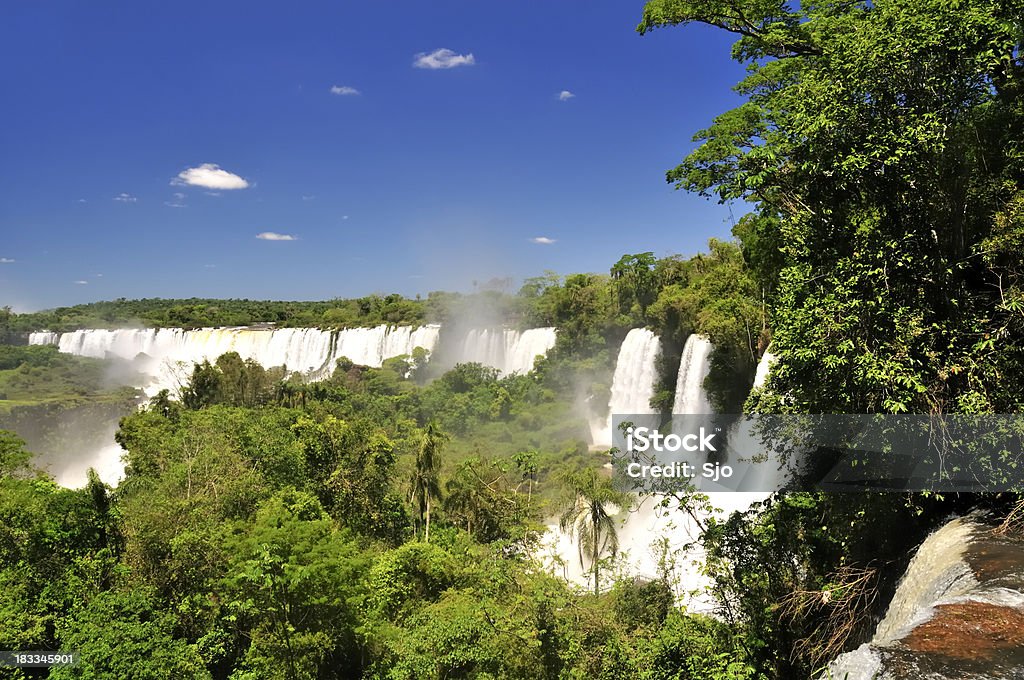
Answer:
[1,0,1022,678]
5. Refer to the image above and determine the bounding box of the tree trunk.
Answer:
[425,497,431,543]
[593,504,601,595]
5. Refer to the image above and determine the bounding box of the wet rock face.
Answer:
[879,602,1024,679]
[969,535,1024,589]
[904,602,1024,660]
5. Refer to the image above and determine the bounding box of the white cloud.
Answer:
[330,85,361,96]
[302,195,316,201]
[256,231,297,241]
[74,280,88,285]
[165,192,187,208]
[558,90,575,101]
[413,48,475,69]
[530,236,556,245]
[0,258,14,264]
[173,163,250,190]
[76,198,87,203]
[113,192,137,203]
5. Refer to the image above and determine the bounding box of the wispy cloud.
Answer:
[113,192,137,203]
[557,90,575,101]
[76,198,87,203]
[0,258,14,264]
[530,236,557,245]
[302,195,316,201]
[256,232,297,241]
[330,85,361,96]
[74,280,88,285]
[413,48,475,69]
[164,192,187,208]
[173,163,250,190]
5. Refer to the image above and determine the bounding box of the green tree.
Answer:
[0,430,32,478]
[220,490,367,680]
[611,252,659,318]
[558,468,628,595]
[409,422,447,543]
[182,360,223,410]
[50,589,210,679]
[640,0,1024,415]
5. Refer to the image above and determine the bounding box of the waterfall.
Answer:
[505,327,558,375]
[825,517,978,680]
[550,328,769,610]
[869,517,978,645]
[608,328,662,416]
[825,515,1024,679]
[538,492,767,610]
[672,334,713,414]
[329,325,442,374]
[30,325,443,396]
[29,331,59,345]
[25,323,555,490]
[590,328,662,446]
[27,324,560,391]
[24,325,443,488]
[453,327,557,376]
[753,349,776,389]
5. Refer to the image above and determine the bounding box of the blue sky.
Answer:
[0,1,747,312]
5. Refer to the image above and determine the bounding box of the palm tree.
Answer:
[409,422,447,542]
[559,467,628,595]
[444,459,488,537]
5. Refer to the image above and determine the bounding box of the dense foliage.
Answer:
[0,348,759,679]
[638,0,1024,677]
[2,296,429,333]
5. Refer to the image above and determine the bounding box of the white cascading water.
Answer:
[589,328,662,446]
[752,349,776,390]
[28,331,59,346]
[455,327,557,376]
[331,325,442,375]
[51,437,127,490]
[870,517,979,645]
[549,328,768,609]
[825,517,984,680]
[505,327,558,375]
[31,326,443,396]
[672,334,713,414]
[29,324,562,395]
[538,491,768,608]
